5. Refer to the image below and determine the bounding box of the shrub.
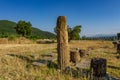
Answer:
[8,35,17,41]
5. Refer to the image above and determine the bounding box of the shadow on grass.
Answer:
[6,54,120,80]
[116,56,120,59]
[7,53,58,69]
[115,54,120,59]
[32,59,57,69]
[108,65,120,70]
[6,54,101,79]
[36,40,56,44]
[47,61,57,69]
[7,54,33,63]
[111,52,120,59]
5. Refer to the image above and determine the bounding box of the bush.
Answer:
[8,35,17,41]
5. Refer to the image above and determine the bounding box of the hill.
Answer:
[0,20,16,34]
[0,20,55,39]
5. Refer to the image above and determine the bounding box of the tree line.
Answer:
[13,20,120,41]
[117,33,120,40]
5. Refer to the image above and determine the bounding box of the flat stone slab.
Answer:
[32,59,51,67]
[76,58,90,69]
[41,53,57,57]
[32,62,47,67]
[110,77,120,80]
[32,53,57,67]
[41,53,57,61]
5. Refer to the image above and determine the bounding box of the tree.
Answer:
[117,33,120,40]
[69,25,82,41]
[15,20,32,37]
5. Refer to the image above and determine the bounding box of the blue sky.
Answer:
[0,0,120,36]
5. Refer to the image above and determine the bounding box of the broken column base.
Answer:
[90,58,107,80]
[117,43,120,53]
[70,50,80,64]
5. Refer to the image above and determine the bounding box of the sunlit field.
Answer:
[0,39,120,80]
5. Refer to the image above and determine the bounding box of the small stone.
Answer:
[32,62,47,67]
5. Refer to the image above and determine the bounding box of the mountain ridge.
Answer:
[88,34,117,38]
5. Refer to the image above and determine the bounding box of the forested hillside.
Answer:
[0,20,55,39]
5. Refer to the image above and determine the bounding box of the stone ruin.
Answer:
[90,58,107,80]
[112,41,120,55]
[70,50,80,64]
[69,48,90,65]
[31,16,120,80]
[56,16,70,71]
[112,41,118,48]
[79,49,89,57]
[117,43,120,53]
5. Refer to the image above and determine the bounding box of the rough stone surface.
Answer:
[32,53,57,67]
[57,16,69,71]
[32,61,47,67]
[90,58,107,79]
[41,53,57,58]
[70,50,80,64]
[76,58,90,69]
[117,43,120,53]
[79,49,88,57]
[112,41,118,48]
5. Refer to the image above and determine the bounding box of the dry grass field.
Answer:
[0,39,120,80]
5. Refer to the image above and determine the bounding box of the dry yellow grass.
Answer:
[69,40,112,49]
[0,40,120,80]
[0,44,56,54]
[0,37,34,44]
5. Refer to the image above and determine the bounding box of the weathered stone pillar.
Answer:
[90,58,107,80]
[79,49,86,57]
[117,43,120,53]
[112,41,118,48]
[56,16,69,71]
[70,50,80,64]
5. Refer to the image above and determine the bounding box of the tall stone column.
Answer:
[56,16,69,71]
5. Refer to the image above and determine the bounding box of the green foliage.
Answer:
[0,20,55,39]
[8,35,17,41]
[32,27,55,39]
[117,33,120,40]
[0,20,16,36]
[68,25,82,41]
[0,33,8,38]
[15,20,32,37]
